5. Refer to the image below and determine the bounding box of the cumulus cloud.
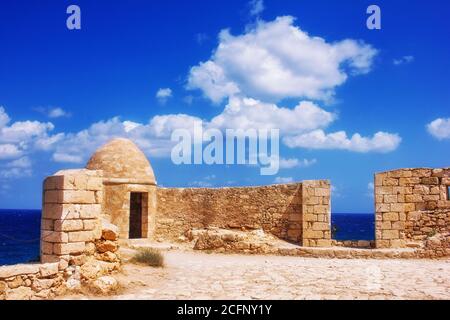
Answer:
[249,0,264,17]
[51,113,203,164]
[208,97,334,134]
[0,106,59,155]
[283,130,401,153]
[427,118,450,140]
[156,88,173,104]
[187,16,377,103]
[0,144,22,160]
[393,55,414,66]
[279,157,317,169]
[0,156,32,178]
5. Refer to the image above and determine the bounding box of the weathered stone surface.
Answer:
[0,264,39,279]
[54,219,84,232]
[96,240,118,253]
[53,242,86,255]
[39,263,59,277]
[5,286,33,300]
[90,276,118,295]
[101,220,119,241]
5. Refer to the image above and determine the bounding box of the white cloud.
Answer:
[188,16,377,103]
[249,0,264,17]
[279,157,317,169]
[0,106,10,128]
[52,153,84,164]
[0,156,32,178]
[34,106,71,118]
[0,144,22,159]
[393,55,414,65]
[48,107,71,118]
[284,130,401,153]
[6,156,31,168]
[274,176,294,184]
[51,113,203,164]
[156,88,173,104]
[0,167,32,178]
[427,118,450,140]
[208,97,335,134]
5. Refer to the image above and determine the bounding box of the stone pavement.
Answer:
[68,250,450,300]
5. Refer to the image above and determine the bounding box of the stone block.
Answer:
[405,194,423,203]
[388,170,412,178]
[313,205,329,214]
[315,239,332,247]
[383,178,399,186]
[41,241,53,255]
[54,219,84,232]
[303,229,324,239]
[312,222,329,231]
[68,231,93,242]
[303,214,317,222]
[0,264,39,278]
[44,190,61,203]
[314,188,330,197]
[61,190,96,204]
[39,263,59,277]
[382,229,399,240]
[53,242,86,255]
[376,203,390,213]
[383,212,399,221]
[384,195,398,203]
[83,219,97,231]
[41,219,53,231]
[399,177,421,186]
[421,177,439,185]
[376,186,393,195]
[41,231,68,243]
[391,221,405,230]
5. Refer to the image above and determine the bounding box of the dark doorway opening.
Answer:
[129,192,144,239]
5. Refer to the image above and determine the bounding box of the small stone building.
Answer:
[86,138,157,239]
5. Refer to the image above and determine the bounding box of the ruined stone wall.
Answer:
[156,180,331,247]
[375,168,450,251]
[156,183,302,242]
[302,180,332,247]
[41,169,104,264]
[1,169,121,300]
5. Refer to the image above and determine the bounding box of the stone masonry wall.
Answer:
[1,169,121,300]
[375,168,450,250]
[302,180,332,247]
[156,180,331,247]
[41,169,104,264]
[156,183,302,243]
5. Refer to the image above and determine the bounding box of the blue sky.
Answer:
[0,0,449,211]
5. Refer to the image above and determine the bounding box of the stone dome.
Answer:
[86,138,156,184]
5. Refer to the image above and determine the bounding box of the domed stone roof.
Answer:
[86,138,156,184]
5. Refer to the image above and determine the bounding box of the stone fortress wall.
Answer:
[374,168,450,256]
[156,180,331,247]
[1,136,449,300]
[1,169,121,300]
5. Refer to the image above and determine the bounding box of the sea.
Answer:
[0,210,375,266]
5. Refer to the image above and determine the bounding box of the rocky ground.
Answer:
[63,250,450,300]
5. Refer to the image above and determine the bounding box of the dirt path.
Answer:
[65,250,450,300]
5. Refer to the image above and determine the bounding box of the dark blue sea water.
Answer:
[332,213,375,241]
[0,210,374,265]
[0,209,41,266]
